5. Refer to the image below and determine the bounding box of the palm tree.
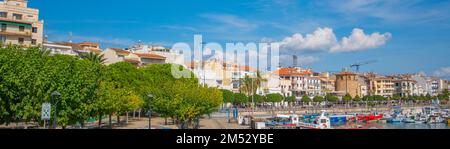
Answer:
[80,52,106,64]
[239,71,268,109]
[239,75,253,97]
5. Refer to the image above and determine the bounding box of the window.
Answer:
[19,26,25,32]
[1,24,6,31]
[0,12,7,18]
[31,39,37,45]
[13,13,22,20]
[32,27,37,33]
[0,36,6,43]
[18,38,24,44]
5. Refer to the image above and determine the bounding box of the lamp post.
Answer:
[51,91,61,129]
[147,94,154,129]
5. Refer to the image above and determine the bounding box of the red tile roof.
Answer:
[240,65,256,72]
[134,53,166,59]
[110,48,130,54]
[274,67,313,76]
[124,59,140,64]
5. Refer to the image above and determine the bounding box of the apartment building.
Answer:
[394,79,417,97]
[273,67,320,98]
[319,72,336,94]
[369,77,395,98]
[0,0,43,46]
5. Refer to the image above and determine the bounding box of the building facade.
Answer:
[0,0,43,46]
[394,79,417,97]
[335,72,359,98]
[369,77,395,98]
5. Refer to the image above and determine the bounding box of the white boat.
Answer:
[415,114,427,123]
[423,106,445,124]
[402,118,415,123]
[297,110,331,129]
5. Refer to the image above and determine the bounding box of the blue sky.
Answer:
[33,0,450,78]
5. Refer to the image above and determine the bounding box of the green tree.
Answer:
[266,93,283,103]
[285,96,296,103]
[301,95,311,103]
[325,94,339,103]
[221,89,234,104]
[233,93,248,105]
[343,94,352,103]
[313,96,324,103]
[251,94,265,104]
[80,52,106,64]
[353,95,361,101]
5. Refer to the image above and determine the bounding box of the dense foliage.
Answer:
[0,46,222,129]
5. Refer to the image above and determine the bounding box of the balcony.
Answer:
[0,17,34,26]
[0,30,32,37]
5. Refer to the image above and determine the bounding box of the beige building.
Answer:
[102,48,166,66]
[335,72,360,98]
[369,77,395,97]
[0,0,43,46]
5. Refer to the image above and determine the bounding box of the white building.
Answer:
[43,42,78,56]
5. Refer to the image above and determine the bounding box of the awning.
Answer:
[0,20,32,27]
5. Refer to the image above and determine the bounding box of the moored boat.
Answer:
[297,110,331,129]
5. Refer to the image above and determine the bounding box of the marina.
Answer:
[240,105,450,129]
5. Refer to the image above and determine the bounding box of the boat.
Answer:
[387,106,404,123]
[329,115,348,124]
[265,114,299,127]
[297,110,331,129]
[422,106,445,124]
[402,117,415,123]
[387,117,403,123]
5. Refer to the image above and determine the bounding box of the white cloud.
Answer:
[279,27,391,53]
[200,13,258,30]
[330,28,392,52]
[280,27,337,52]
[434,67,450,78]
[323,0,450,24]
[279,55,320,66]
[297,56,320,65]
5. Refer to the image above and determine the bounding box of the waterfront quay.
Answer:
[238,106,425,116]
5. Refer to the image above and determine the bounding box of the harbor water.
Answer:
[333,122,450,129]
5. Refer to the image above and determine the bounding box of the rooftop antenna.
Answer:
[44,34,48,43]
[68,32,73,43]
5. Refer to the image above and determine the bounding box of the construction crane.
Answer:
[350,60,377,72]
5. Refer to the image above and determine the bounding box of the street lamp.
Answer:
[51,91,61,129]
[147,94,154,129]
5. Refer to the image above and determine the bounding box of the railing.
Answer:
[0,30,32,36]
[0,17,34,24]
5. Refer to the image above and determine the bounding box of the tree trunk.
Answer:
[126,112,129,124]
[165,117,168,125]
[109,114,112,128]
[117,115,121,126]
[138,109,141,119]
[98,115,102,127]
[133,110,136,119]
